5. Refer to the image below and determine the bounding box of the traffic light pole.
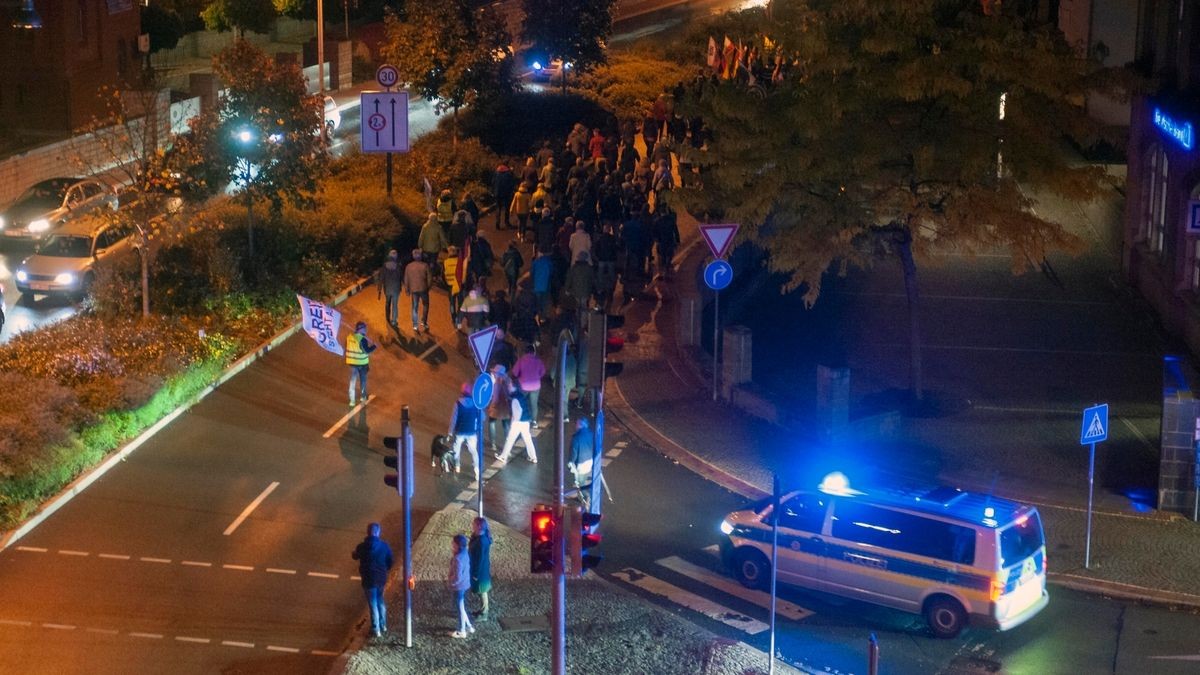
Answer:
[552,332,569,675]
[400,406,415,648]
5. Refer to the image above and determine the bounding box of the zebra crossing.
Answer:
[609,545,816,635]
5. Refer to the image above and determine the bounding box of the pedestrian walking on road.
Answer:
[461,284,491,333]
[404,249,432,333]
[418,212,448,283]
[352,522,394,638]
[492,163,515,230]
[469,517,493,620]
[501,241,524,299]
[496,383,537,464]
[485,364,512,453]
[448,533,474,638]
[447,383,482,480]
[510,182,532,241]
[444,246,464,327]
[568,417,594,493]
[511,343,545,427]
[376,249,403,326]
[345,321,377,407]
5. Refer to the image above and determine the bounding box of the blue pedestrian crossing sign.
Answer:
[1080,404,1109,445]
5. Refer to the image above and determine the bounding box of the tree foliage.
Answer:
[677,0,1123,305]
[180,40,326,217]
[141,3,186,53]
[574,50,695,120]
[201,0,277,35]
[520,0,615,76]
[380,3,515,124]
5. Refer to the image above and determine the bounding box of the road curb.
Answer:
[0,276,373,553]
[1047,572,1200,610]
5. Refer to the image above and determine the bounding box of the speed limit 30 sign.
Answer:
[376,64,399,89]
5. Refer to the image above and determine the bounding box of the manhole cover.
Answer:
[499,614,550,633]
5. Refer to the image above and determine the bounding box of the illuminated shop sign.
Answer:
[1154,108,1194,151]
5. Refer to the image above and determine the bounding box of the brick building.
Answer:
[1123,0,1200,352]
[0,0,142,135]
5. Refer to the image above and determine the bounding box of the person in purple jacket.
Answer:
[510,343,546,428]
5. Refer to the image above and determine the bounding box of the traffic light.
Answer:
[530,504,555,573]
[383,436,400,489]
[567,505,602,576]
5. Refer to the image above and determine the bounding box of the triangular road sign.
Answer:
[1079,403,1108,444]
[468,326,498,373]
[699,223,739,260]
[1083,414,1105,440]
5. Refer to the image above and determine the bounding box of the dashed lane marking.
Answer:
[0,619,332,656]
[223,481,280,536]
[323,395,377,438]
[86,628,119,635]
[307,572,339,579]
[181,561,212,568]
[98,553,130,560]
[223,564,254,572]
[611,568,769,635]
[42,623,75,630]
[175,636,211,644]
[312,650,341,656]
[129,632,163,639]
[11,546,360,581]
[15,546,46,553]
[267,568,297,575]
[267,645,301,653]
[222,640,255,648]
[140,557,171,564]
[655,556,814,621]
[0,620,31,627]
[605,447,623,458]
[58,550,88,556]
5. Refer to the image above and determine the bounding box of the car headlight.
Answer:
[54,272,75,285]
[27,218,50,233]
[15,270,27,283]
[720,520,734,535]
[0,215,5,230]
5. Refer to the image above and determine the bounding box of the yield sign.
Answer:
[468,326,499,373]
[699,223,739,259]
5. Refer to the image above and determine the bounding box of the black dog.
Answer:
[430,434,457,474]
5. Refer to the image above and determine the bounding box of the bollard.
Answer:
[868,633,879,675]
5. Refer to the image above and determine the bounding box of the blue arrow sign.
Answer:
[704,260,733,291]
[1080,403,1108,445]
[472,373,494,410]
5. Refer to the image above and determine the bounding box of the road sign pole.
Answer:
[386,152,393,197]
[1089,441,1099,566]
[400,405,414,647]
[768,473,780,675]
[712,289,720,401]
[476,413,484,517]
[552,331,569,675]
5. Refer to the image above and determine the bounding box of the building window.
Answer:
[1145,145,1169,254]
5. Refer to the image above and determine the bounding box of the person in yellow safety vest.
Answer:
[345,321,378,407]
[444,246,463,328]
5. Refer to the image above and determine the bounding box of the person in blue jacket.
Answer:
[531,249,554,321]
[351,522,394,638]
[447,382,483,480]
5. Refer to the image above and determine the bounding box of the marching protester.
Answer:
[376,249,403,327]
[511,343,546,427]
[444,246,464,327]
[352,523,394,638]
[447,534,475,638]
[404,249,432,333]
[496,379,537,464]
[447,383,482,480]
[345,321,377,407]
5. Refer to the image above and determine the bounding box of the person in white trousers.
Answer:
[495,385,537,463]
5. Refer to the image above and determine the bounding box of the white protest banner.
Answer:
[297,295,345,356]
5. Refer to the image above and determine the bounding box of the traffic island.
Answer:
[345,507,800,675]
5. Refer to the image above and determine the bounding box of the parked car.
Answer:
[0,177,118,243]
[14,217,137,298]
[324,95,341,135]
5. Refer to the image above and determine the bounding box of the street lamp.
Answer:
[233,126,256,257]
[10,0,43,29]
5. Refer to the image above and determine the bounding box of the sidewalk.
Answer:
[607,208,1200,609]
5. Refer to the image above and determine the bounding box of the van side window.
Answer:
[831,501,975,564]
[768,493,826,533]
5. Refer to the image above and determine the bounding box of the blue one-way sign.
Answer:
[1080,403,1109,445]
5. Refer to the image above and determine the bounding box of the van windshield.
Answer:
[999,511,1044,567]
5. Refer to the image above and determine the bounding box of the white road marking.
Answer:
[307,572,339,579]
[323,396,377,438]
[42,623,75,630]
[266,568,297,575]
[455,490,474,502]
[351,575,361,581]
[602,458,612,467]
[140,557,171,564]
[605,447,623,458]
[656,556,814,621]
[417,341,442,361]
[175,636,211,644]
[98,553,130,560]
[222,640,255,648]
[974,405,1078,414]
[483,467,500,479]
[701,545,720,557]
[1150,655,1200,661]
[223,564,254,571]
[181,561,212,568]
[312,650,341,656]
[14,546,46,553]
[86,627,119,635]
[223,481,280,535]
[611,568,769,634]
[0,619,32,627]
[1120,417,1155,450]
[614,441,628,448]
[267,645,300,653]
[129,632,163,639]
[58,550,88,556]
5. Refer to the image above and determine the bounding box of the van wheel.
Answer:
[732,548,770,590]
[924,597,967,639]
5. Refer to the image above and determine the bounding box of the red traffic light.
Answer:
[530,505,555,574]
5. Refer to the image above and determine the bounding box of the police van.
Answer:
[718,473,1047,638]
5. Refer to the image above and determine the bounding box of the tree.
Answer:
[381,3,514,150]
[180,39,326,258]
[71,88,201,318]
[142,3,186,54]
[521,0,615,92]
[676,0,1124,403]
[201,0,277,36]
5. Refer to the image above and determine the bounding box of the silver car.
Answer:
[0,177,118,243]
[15,219,137,298]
